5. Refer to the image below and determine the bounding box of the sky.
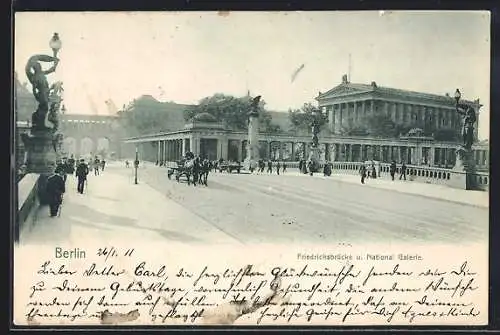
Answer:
[14,11,490,139]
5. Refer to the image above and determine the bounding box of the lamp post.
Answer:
[134,147,139,184]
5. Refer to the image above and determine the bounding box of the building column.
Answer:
[370,100,375,118]
[391,102,397,123]
[362,100,367,120]
[291,142,295,160]
[334,105,341,134]
[328,105,334,133]
[338,103,344,132]
[353,102,358,126]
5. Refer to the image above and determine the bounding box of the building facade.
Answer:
[122,77,489,171]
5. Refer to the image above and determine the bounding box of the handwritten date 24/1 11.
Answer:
[97,247,135,261]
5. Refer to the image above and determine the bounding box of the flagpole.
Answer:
[348,53,352,83]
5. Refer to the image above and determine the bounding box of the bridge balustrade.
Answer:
[16,173,40,242]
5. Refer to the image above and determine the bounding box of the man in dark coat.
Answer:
[276,161,281,175]
[267,160,273,174]
[390,160,397,181]
[46,169,65,217]
[359,164,367,184]
[76,159,89,194]
[399,162,407,181]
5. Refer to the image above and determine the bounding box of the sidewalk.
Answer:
[19,167,241,246]
[288,171,489,208]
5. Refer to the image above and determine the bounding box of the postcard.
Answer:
[13,10,490,327]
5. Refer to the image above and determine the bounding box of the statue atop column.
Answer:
[244,95,261,172]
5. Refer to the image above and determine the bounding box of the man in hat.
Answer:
[75,159,89,194]
[46,167,66,217]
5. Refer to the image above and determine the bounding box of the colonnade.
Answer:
[323,100,472,138]
[134,136,489,170]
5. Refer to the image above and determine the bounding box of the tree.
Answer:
[288,103,328,133]
[186,93,282,133]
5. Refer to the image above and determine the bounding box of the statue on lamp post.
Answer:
[454,89,477,150]
[20,33,64,204]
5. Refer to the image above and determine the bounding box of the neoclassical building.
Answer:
[121,77,490,171]
[318,75,481,141]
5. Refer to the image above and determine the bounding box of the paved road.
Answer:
[114,164,488,245]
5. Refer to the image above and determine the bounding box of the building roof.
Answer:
[317,80,481,106]
[193,112,217,122]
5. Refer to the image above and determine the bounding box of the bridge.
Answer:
[17,159,488,246]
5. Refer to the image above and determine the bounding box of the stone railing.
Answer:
[16,173,40,242]
[472,172,490,191]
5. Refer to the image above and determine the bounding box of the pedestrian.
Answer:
[282,161,287,173]
[276,161,281,175]
[46,168,65,217]
[55,159,67,183]
[101,159,106,171]
[94,156,100,176]
[399,162,407,181]
[371,163,377,179]
[76,159,89,194]
[125,160,130,168]
[67,155,75,175]
[390,160,397,181]
[359,164,367,184]
[308,160,314,176]
[267,160,273,174]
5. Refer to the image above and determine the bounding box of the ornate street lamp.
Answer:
[21,33,63,206]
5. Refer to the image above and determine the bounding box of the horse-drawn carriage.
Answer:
[218,162,242,173]
[167,152,209,186]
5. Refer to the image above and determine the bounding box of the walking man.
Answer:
[359,164,367,184]
[101,159,106,171]
[276,161,281,175]
[282,161,287,173]
[76,159,89,194]
[399,162,407,181]
[46,168,65,217]
[94,156,100,176]
[390,160,397,181]
[267,160,273,174]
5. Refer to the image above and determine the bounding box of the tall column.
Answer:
[181,138,186,156]
[391,102,397,123]
[353,102,358,126]
[447,109,453,128]
[157,140,161,162]
[384,101,389,117]
[370,100,375,118]
[291,142,295,160]
[362,101,367,120]
[328,105,334,133]
[163,140,167,162]
[334,105,341,134]
[349,144,353,162]
[338,103,344,132]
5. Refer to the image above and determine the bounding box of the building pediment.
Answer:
[317,84,373,100]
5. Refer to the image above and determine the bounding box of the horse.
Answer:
[198,159,211,186]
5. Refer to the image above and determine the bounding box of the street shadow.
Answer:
[64,201,203,243]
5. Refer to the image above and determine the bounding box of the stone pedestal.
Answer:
[21,130,58,205]
[449,147,477,190]
[244,115,259,171]
[308,146,321,173]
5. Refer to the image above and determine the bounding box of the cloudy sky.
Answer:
[14,11,490,139]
